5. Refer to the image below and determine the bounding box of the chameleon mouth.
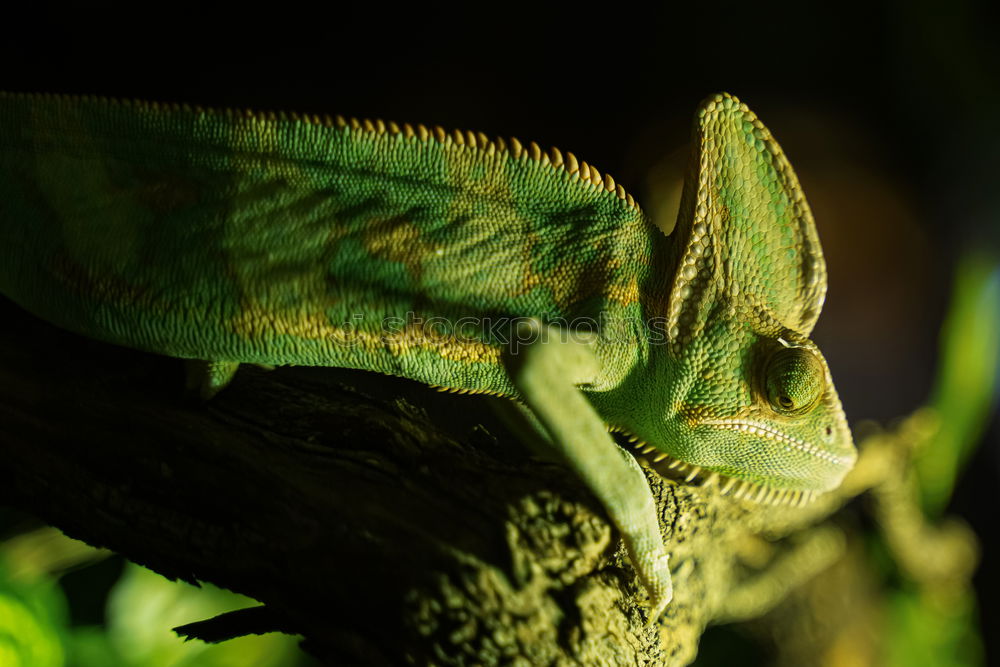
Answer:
[611,428,820,507]
[699,419,853,467]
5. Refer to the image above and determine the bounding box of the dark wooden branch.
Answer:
[0,298,656,664]
[0,296,857,665]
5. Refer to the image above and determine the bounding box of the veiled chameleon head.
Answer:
[623,93,856,504]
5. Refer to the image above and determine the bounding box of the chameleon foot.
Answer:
[634,544,672,624]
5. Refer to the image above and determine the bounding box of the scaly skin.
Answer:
[0,92,653,395]
[0,91,856,612]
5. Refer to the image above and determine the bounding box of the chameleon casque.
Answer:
[0,91,856,620]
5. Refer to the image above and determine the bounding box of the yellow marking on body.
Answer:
[361,217,435,279]
[531,242,643,312]
[230,305,502,366]
[384,320,502,364]
[230,306,339,342]
[607,274,641,306]
[541,259,609,311]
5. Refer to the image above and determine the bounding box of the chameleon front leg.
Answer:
[502,319,672,621]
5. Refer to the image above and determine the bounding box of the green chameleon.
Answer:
[0,91,855,620]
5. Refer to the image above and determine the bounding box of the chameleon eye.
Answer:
[764,346,826,415]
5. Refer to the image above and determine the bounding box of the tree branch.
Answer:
[0,298,678,664]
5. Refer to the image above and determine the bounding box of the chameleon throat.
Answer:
[613,428,819,507]
[699,419,850,467]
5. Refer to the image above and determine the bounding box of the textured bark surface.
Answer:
[0,296,855,665]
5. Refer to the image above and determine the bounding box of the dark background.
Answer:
[2,2,997,663]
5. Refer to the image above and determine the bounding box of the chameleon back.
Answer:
[0,93,660,394]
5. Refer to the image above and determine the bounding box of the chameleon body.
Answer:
[0,91,856,618]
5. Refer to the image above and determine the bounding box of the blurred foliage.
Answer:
[883,585,982,667]
[0,530,309,667]
[0,560,67,667]
[880,253,999,665]
[920,255,1000,515]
